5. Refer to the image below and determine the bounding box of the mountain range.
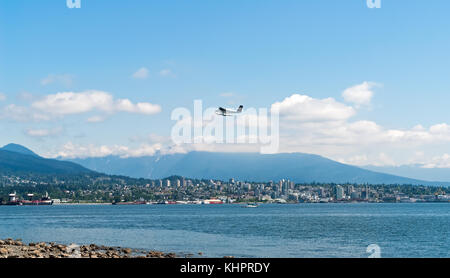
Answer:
[1,143,449,186]
[0,144,93,175]
[69,151,450,186]
[362,164,450,183]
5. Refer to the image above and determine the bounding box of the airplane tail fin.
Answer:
[237,105,243,113]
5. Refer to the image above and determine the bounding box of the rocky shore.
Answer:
[0,239,177,258]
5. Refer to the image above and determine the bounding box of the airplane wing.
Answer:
[218,107,226,112]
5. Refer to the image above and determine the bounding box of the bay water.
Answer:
[0,203,448,258]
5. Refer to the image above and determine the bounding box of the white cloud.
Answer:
[25,127,63,138]
[0,90,161,123]
[53,142,163,159]
[132,67,149,79]
[429,123,450,134]
[26,129,51,137]
[0,93,6,101]
[338,155,368,165]
[41,74,74,87]
[50,140,264,159]
[342,81,376,106]
[422,154,450,168]
[376,153,397,167]
[86,116,106,123]
[272,94,356,122]
[0,104,51,122]
[31,90,161,116]
[339,153,397,167]
[268,93,450,167]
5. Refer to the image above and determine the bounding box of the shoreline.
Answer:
[1,201,448,207]
[0,239,179,259]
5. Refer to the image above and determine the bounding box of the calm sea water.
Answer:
[0,203,448,258]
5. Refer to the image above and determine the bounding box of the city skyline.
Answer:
[3,172,450,205]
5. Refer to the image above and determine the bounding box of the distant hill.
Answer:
[69,151,450,186]
[0,144,94,175]
[3,143,447,186]
[1,143,39,157]
[363,164,450,183]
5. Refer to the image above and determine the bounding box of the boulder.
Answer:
[30,249,41,257]
[165,253,176,258]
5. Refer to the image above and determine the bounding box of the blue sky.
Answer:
[1,0,450,167]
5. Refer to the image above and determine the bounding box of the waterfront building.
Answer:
[9,192,17,203]
[347,185,354,195]
[362,187,370,200]
[351,191,361,200]
[319,188,326,198]
[336,185,345,200]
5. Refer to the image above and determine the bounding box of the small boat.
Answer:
[3,192,53,206]
[21,199,53,206]
[202,199,224,204]
[244,203,258,208]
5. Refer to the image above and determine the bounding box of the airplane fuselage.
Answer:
[215,110,239,116]
[216,105,243,116]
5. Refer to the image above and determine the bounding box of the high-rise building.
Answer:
[319,187,326,197]
[336,185,345,200]
[362,186,370,200]
[351,191,361,200]
[347,185,354,195]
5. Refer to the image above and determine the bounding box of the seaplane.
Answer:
[215,105,243,116]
